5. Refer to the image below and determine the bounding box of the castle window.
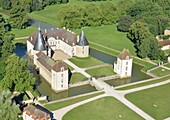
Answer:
[61,74,63,77]
[82,46,84,49]
[82,51,84,54]
[126,62,128,65]
[61,79,63,83]
[125,72,127,75]
[58,41,60,44]
[126,67,128,71]
[61,84,63,88]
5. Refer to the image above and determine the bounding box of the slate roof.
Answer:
[33,30,47,51]
[118,49,132,60]
[77,30,89,46]
[28,28,77,46]
[24,105,51,119]
[36,52,68,72]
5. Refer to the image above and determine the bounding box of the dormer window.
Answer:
[61,67,64,72]
[126,56,129,60]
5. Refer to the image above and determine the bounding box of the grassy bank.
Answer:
[69,56,103,68]
[86,66,116,78]
[70,73,87,84]
[44,92,103,111]
[63,97,143,120]
[150,67,170,77]
[126,83,170,120]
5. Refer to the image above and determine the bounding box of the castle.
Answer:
[27,27,89,91]
[114,49,133,78]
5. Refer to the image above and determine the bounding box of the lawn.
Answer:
[164,63,170,68]
[69,56,103,68]
[125,83,170,120]
[13,39,26,44]
[44,92,103,111]
[11,26,37,38]
[150,67,170,77]
[116,75,170,90]
[63,97,143,120]
[74,24,136,56]
[86,66,116,78]
[65,63,74,71]
[70,73,87,84]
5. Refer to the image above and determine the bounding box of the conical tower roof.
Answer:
[77,30,89,46]
[33,27,47,51]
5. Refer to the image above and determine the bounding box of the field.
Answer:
[150,67,170,77]
[44,92,103,111]
[69,57,103,68]
[70,73,87,84]
[11,26,37,38]
[63,97,143,120]
[125,83,170,120]
[86,66,116,78]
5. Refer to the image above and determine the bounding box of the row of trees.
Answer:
[116,0,170,61]
[57,2,118,29]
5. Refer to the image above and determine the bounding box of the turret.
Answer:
[76,30,89,58]
[114,49,133,78]
[33,27,47,51]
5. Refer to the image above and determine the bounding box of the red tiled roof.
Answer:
[118,49,132,60]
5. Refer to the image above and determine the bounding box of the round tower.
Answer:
[76,30,89,58]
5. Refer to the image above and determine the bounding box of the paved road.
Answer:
[63,60,91,78]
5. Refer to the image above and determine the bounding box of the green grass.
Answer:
[126,83,170,120]
[86,66,116,78]
[11,26,37,38]
[164,63,170,68]
[74,25,136,56]
[44,92,103,111]
[13,39,26,44]
[63,97,143,120]
[32,90,41,97]
[69,56,103,68]
[39,100,48,104]
[70,73,87,84]
[150,67,170,77]
[116,76,170,90]
[28,4,61,26]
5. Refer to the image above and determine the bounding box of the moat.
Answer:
[14,43,151,101]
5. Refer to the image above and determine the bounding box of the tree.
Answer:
[2,54,36,93]
[9,1,28,29]
[0,0,12,10]
[100,2,118,25]
[0,90,20,120]
[117,15,133,32]
[58,4,83,29]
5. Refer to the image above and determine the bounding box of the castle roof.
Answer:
[36,52,68,72]
[28,28,77,47]
[24,105,51,119]
[118,49,132,60]
[52,61,68,72]
[33,30,47,51]
[77,30,89,46]
[159,39,170,46]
